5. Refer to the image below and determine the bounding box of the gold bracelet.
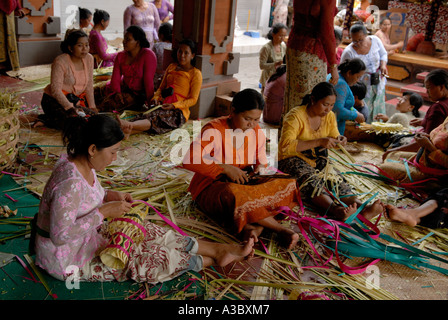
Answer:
[331,64,338,69]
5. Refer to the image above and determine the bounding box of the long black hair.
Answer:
[125,25,150,48]
[231,88,265,113]
[302,82,337,106]
[63,115,124,158]
[173,39,197,67]
[338,58,366,75]
[267,23,288,40]
[93,9,110,25]
[402,91,424,118]
[158,22,173,42]
[425,69,448,90]
[60,29,88,54]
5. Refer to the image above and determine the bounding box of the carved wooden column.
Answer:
[171,0,241,120]
[15,0,62,67]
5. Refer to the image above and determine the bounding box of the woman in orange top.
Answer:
[183,89,300,249]
[120,39,202,135]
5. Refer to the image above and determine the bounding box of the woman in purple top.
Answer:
[153,0,174,23]
[89,9,118,68]
[97,26,156,112]
[124,0,160,49]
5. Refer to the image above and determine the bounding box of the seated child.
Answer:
[350,81,369,123]
[375,92,423,128]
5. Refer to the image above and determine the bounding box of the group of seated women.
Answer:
[33,17,199,137]
[32,79,448,288]
[30,12,448,286]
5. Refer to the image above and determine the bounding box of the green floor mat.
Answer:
[0,174,206,300]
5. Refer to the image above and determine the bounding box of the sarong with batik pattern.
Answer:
[51,221,202,284]
[195,178,299,234]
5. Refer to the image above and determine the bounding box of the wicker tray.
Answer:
[0,110,20,171]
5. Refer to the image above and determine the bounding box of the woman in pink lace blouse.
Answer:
[89,9,118,68]
[33,114,254,282]
[97,25,156,112]
[37,30,98,129]
[124,0,160,49]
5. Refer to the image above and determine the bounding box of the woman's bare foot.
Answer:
[278,229,300,250]
[214,238,255,267]
[361,199,385,221]
[241,224,264,243]
[32,120,45,128]
[118,119,133,139]
[385,204,418,227]
[329,202,358,221]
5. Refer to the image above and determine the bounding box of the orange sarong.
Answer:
[195,177,299,233]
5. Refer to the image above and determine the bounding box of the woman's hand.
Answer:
[90,106,99,114]
[99,200,132,219]
[253,164,267,175]
[151,98,163,106]
[415,133,437,153]
[380,61,388,77]
[337,135,347,146]
[409,118,423,127]
[374,113,388,122]
[105,190,133,203]
[161,104,175,110]
[355,112,365,124]
[329,65,339,85]
[220,164,249,184]
[319,137,340,149]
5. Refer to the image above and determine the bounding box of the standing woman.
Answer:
[98,25,156,113]
[283,0,339,117]
[183,89,300,249]
[340,23,388,123]
[259,23,287,94]
[328,58,366,135]
[37,30,97,130]
[124,0,160,49]
[153,0,174,23]
[33,114,254,283]
[278,82,384,221]
[89,9,118,68]
[119,39,202,135]
[0,0,25,71]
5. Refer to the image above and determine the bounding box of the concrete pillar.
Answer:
[170,0,241,119]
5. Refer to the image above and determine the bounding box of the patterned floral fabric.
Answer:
[195,178,299,234]
[388,2,448,44]
[284,48,328,115]
[134,107,186,135]
[278,156,353,201]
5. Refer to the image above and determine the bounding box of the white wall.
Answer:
[56,0,130,39]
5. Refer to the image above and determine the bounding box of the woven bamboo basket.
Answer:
[0,109,20,171]
[100,205,148,269]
